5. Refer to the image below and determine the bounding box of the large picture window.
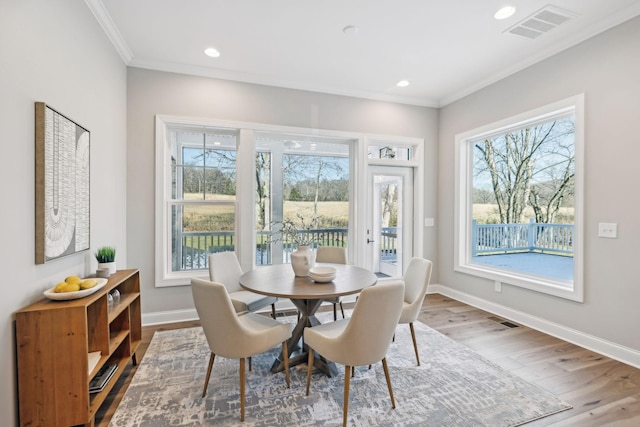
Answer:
[455,95,584,301]
[254,134,351,265]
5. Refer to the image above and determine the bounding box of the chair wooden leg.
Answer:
[339,301,345,319]
[409,322,420,366]
[202,352,215,398]
[282,341,290,388]
[333,303,338,321]
[343,365,351,427]
[381,358,396,409]
[305,348,314,396]
[271,303,277,319]
[240,358,246,422]
[249,356,252,371]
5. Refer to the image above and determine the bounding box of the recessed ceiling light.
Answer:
[396,80,410,88]
[204,47,220,58]
[342,25,359,35]
[494,6,516,20]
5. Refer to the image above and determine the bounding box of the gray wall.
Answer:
[126,68,439,315]
[438,16,640,350]
[0,1,127,425]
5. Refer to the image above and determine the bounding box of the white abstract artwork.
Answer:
[35,102,90,263]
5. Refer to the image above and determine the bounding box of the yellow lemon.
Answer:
[61,283,80,293]
[80,279,98,290]
[65,275,82,285]
[54,282,68,292]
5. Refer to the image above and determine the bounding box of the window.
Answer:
[156,124,238,285]
[254,133,351,265]
[156,116,424,287]
[455,95,584,301]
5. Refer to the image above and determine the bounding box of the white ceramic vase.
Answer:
[98,261,117,276]
[290,245,315,277]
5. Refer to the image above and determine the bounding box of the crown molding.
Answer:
[84,0,133,64]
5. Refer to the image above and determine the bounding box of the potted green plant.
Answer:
[95,246,117,276]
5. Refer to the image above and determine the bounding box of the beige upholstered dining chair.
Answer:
[394,257,433,366]
[191,278,292,422]
[209,251,277,319]
[315,246,348,320]
[304,281,405,427]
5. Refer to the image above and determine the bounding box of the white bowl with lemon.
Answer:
[44,276,108,301]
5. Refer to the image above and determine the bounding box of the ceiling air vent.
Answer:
[505,5,578,39]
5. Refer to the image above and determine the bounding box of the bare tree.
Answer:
[255,152,270,229]
[474,119,574,224]
[284,154,347,228]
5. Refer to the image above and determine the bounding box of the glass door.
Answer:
[366,166,413,277]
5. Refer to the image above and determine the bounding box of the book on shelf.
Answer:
[89,364,118,393]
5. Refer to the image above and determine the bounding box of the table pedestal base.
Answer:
[270,298,338,377]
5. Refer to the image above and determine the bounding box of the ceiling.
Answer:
[90,0,640,107]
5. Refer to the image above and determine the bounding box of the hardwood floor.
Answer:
[95,295,640,426]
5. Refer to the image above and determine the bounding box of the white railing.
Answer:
[473,219,573,256]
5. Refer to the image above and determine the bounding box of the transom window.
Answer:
[455,95,584,301]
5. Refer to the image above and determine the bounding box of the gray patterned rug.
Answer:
[109,312,571,426]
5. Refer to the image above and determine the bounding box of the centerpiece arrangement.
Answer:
[269,216,316,277]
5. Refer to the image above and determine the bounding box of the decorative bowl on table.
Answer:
[44,278,108,301]
[309,266,337,283]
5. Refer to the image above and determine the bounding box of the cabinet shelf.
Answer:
[16,269,141,427]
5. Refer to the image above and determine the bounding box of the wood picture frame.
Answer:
[35,102,90,264]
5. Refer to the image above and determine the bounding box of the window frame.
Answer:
[454,95,584,302]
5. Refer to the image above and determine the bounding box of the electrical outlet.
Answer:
[424,218,435,227]
[598,223,617,238]
[494,281,502,293]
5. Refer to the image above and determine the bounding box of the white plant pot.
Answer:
[98,261,117,276]
[290,246,315,277]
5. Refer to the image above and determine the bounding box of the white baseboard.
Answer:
[141,295,360,326]
[142,308,199,326]
[428,283,640,369]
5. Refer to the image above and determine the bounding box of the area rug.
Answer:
[109,312,571,426]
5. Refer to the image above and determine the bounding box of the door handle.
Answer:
[367,238,375,244]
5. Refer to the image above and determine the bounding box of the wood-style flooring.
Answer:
[95,294,640,426]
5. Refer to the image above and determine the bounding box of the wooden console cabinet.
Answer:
[15,269,141,427]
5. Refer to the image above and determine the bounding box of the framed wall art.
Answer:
[35,102,90,264]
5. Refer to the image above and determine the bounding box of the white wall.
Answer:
[438,17,640,351]
[126,68,438,316]
[0,1,127,425]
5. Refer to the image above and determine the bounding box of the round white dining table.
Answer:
[239,263,377,376]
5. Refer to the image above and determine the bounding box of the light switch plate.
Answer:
[598,223,617,238]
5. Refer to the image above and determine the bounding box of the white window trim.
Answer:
[454,94,584,302]
[155,115,424,287]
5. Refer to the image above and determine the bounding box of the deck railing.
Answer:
[255,228,348,265]
[174,221,572,271]
[174,227,400,271]
[472,219,573,256]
